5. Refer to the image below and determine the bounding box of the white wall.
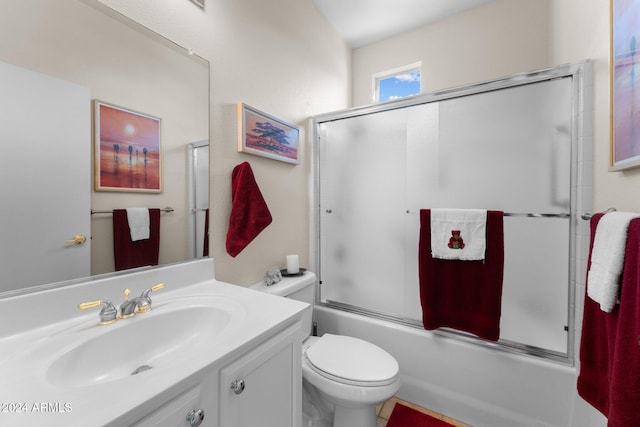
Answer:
[550,2,636,210]
[351,0,551,106]
[97,0,351,285]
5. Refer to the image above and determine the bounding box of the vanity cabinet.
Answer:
[127,322,302,427]
[0,259,308,427]
[219,323,302,427]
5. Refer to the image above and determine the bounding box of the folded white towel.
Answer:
[126,208,150,241]
[587,211,640,312]
[431,208,487,261]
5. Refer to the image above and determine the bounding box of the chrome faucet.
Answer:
[119,289,138,319]
[118,283,166,318]
[134,283,165,313]
[80,283,166,325]
[78,299,118,325]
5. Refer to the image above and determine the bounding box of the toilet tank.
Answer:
[250,271,316,337]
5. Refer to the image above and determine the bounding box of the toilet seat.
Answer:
[304,334,399,387]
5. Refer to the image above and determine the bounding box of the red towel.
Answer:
[225,162,272,257]
[113,208,160,271]
[578,214,640,426]
[419,209,504,341]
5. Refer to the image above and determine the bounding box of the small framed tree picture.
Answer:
[238,103,300,165]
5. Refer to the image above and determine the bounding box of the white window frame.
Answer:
[372,62,422,103]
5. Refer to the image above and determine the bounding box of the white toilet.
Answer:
[251,271,400,427]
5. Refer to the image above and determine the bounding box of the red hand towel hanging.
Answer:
[113,208,160,271]
[225,162,272,257]
[418,209,505,342]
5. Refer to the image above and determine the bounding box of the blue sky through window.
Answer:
[378,70,421,102]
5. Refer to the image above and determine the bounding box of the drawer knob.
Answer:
[230,379,246,395]
[186,408,205,426]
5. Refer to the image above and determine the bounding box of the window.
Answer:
[373,63,421,103]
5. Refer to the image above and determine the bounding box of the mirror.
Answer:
[0,0,209,296]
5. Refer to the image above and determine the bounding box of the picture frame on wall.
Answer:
[238,103,300,165]
[94,100,162,192]
[610,0,640,170]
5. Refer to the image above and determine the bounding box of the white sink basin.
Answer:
[47,302,234,388]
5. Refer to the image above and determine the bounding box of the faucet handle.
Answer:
[150,283,166,292]
[135,283,165,314]
[140,283,165,297]
[78,299,118,325]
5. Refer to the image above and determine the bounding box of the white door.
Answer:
[0,60,91,294]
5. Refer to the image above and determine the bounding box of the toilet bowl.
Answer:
[302,334,400,427]
[251,271,400,427]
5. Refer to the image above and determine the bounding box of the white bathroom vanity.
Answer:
[0,259,308,426]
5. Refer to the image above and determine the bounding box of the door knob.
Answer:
[64,234,87,245]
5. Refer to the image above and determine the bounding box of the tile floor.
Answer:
[376,396,471,427]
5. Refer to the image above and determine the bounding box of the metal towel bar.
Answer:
[402,210,570,218]
[90,206,174,215]
[580,208,617,221]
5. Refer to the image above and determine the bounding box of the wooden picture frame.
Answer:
[610,0,640,170]
[94,100,162,192]
[238,103,300,165]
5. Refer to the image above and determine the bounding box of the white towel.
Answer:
[587,211,640,312]
[431,208,487,260]
[126,208,150,241]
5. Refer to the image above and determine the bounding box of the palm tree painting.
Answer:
[238,103,300,164]
[94,100,162,192]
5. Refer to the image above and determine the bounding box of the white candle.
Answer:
[286,254,299,274]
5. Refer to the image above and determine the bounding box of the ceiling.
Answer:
[313,0,495,48]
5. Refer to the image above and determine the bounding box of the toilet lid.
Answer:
[304,334,399,386]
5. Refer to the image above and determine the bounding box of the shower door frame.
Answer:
[187,140,209,259]
[310,61,593,365]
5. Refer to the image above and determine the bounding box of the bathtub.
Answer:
[314,305,606,427]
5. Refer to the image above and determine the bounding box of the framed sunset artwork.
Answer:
[94,100,162,192]
[238,103,300,165]
[610,0,640,170]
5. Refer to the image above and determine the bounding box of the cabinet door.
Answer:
[219,323,302,427]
